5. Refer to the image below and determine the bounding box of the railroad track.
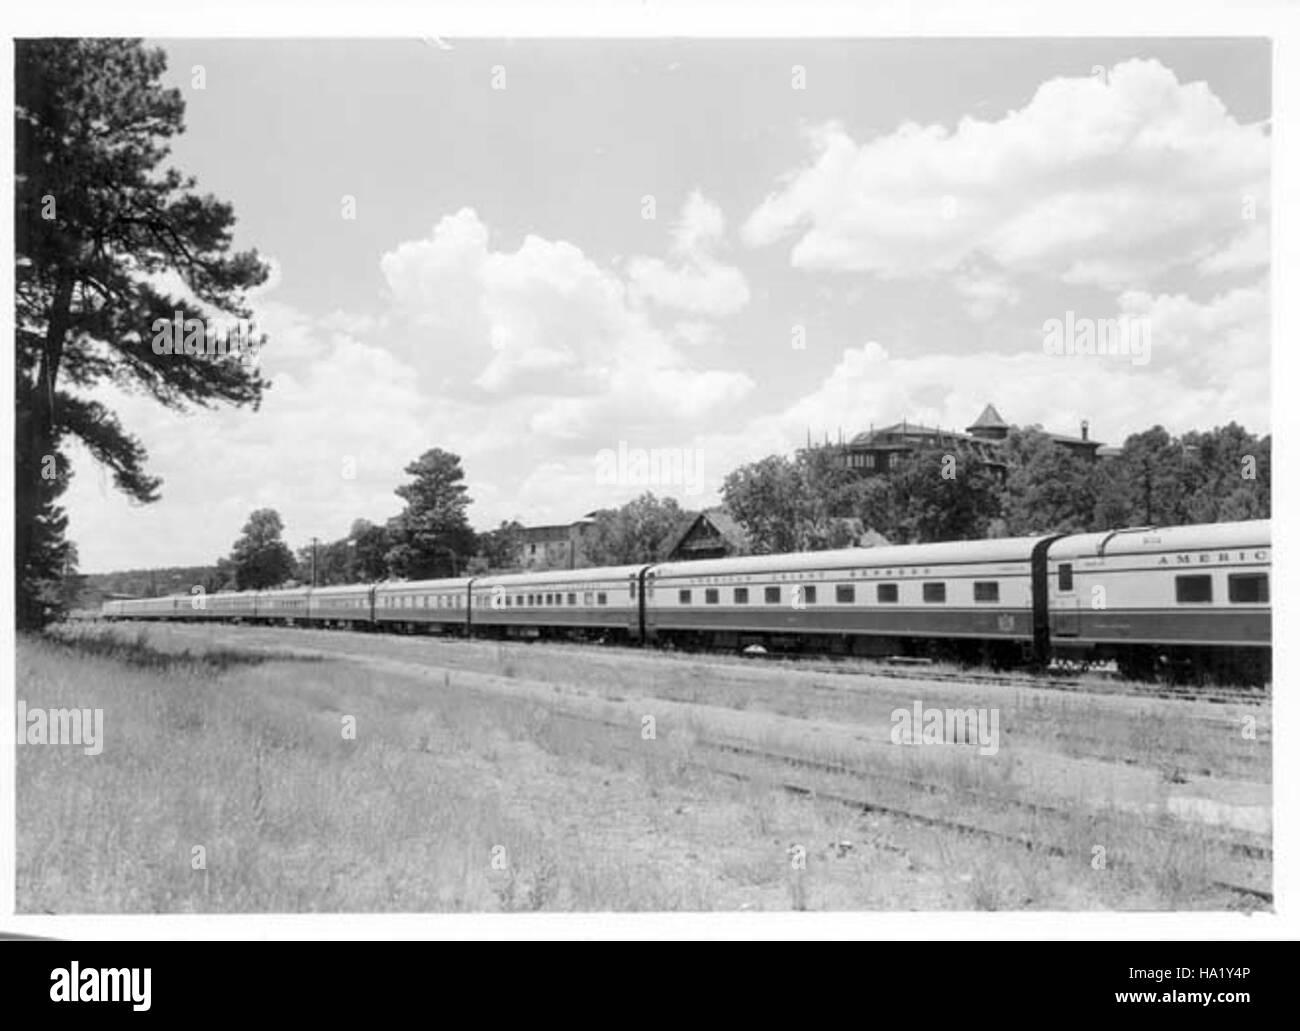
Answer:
[783,656,1270,707]
[546,708,1272,905]
[478,632,1272,707]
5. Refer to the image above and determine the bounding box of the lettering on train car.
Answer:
[1156,550,1270,565]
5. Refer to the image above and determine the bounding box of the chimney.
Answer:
[1081,419,1089,441]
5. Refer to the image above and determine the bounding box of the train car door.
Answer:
[1050,561,1081,637]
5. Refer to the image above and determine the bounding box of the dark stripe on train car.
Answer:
[1060,608,1271,645]
[646,607,1034,639]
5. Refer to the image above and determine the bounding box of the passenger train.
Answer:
[101,520,1271,685]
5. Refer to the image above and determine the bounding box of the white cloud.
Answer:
[1194,221,1270,277]
[627,191,751,316]
[954,269,1023,321]
[743,59,1269,291]
[379,206,754,437]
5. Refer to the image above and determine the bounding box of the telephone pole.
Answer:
[310,536,319,587]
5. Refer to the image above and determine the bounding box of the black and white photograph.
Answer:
[5,1,1296,953]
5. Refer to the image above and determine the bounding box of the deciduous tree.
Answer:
[230,509,295,590]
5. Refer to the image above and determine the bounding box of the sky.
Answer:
[62,37,1272,572]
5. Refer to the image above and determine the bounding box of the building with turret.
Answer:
[831,403,1104,478]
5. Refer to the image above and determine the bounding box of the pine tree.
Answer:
[16,39,270,626]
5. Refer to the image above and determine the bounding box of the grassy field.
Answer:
[15,624,1271,912]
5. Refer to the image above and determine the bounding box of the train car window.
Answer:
[836,584,855,604]
[973,582,999,603]
[1228,573,1268,603]
[567,593,577,605]
[876,583,898,603]
[584,592,593,605]
[679,589,692,604]
[765,586,780,604]
[734,587,749,604]
[803,585,817,604]
[1058,564,1074,591]
[515,595,523,607]
[505,595,512,607]
[1175,575,1213,603]
[705,588,719,604]
[923,582,946,603]
[630,581,637,599]
[597,592,608,605]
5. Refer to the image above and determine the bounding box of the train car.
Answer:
[308,583,375,629]
[646,537,1050,663]
[1046,520,1271,684]
[373,578,471,633]
[116,594,189,620]
[254,586,311,625]
[203,590,259,622]
[470,565,649,641]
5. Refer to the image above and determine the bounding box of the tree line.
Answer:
[719,422,1269,554]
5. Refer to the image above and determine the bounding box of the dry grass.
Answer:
[19,631,707,911]
[18,625,1268,912]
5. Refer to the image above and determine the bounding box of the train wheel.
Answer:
[1115,646,1157,683]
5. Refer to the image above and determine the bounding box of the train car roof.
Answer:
[310,583,376,595]
[650,536,1047,580]
[1049,520,1270,559]
[473,565,648,587]
[373,577,473,593]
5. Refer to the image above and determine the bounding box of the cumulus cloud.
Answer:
[627,191,751,316]
[742,59,1269,291]
[954,269,1023,321]
[378,206,754,436]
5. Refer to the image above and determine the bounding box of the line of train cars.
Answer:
[102,519,1271,685]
